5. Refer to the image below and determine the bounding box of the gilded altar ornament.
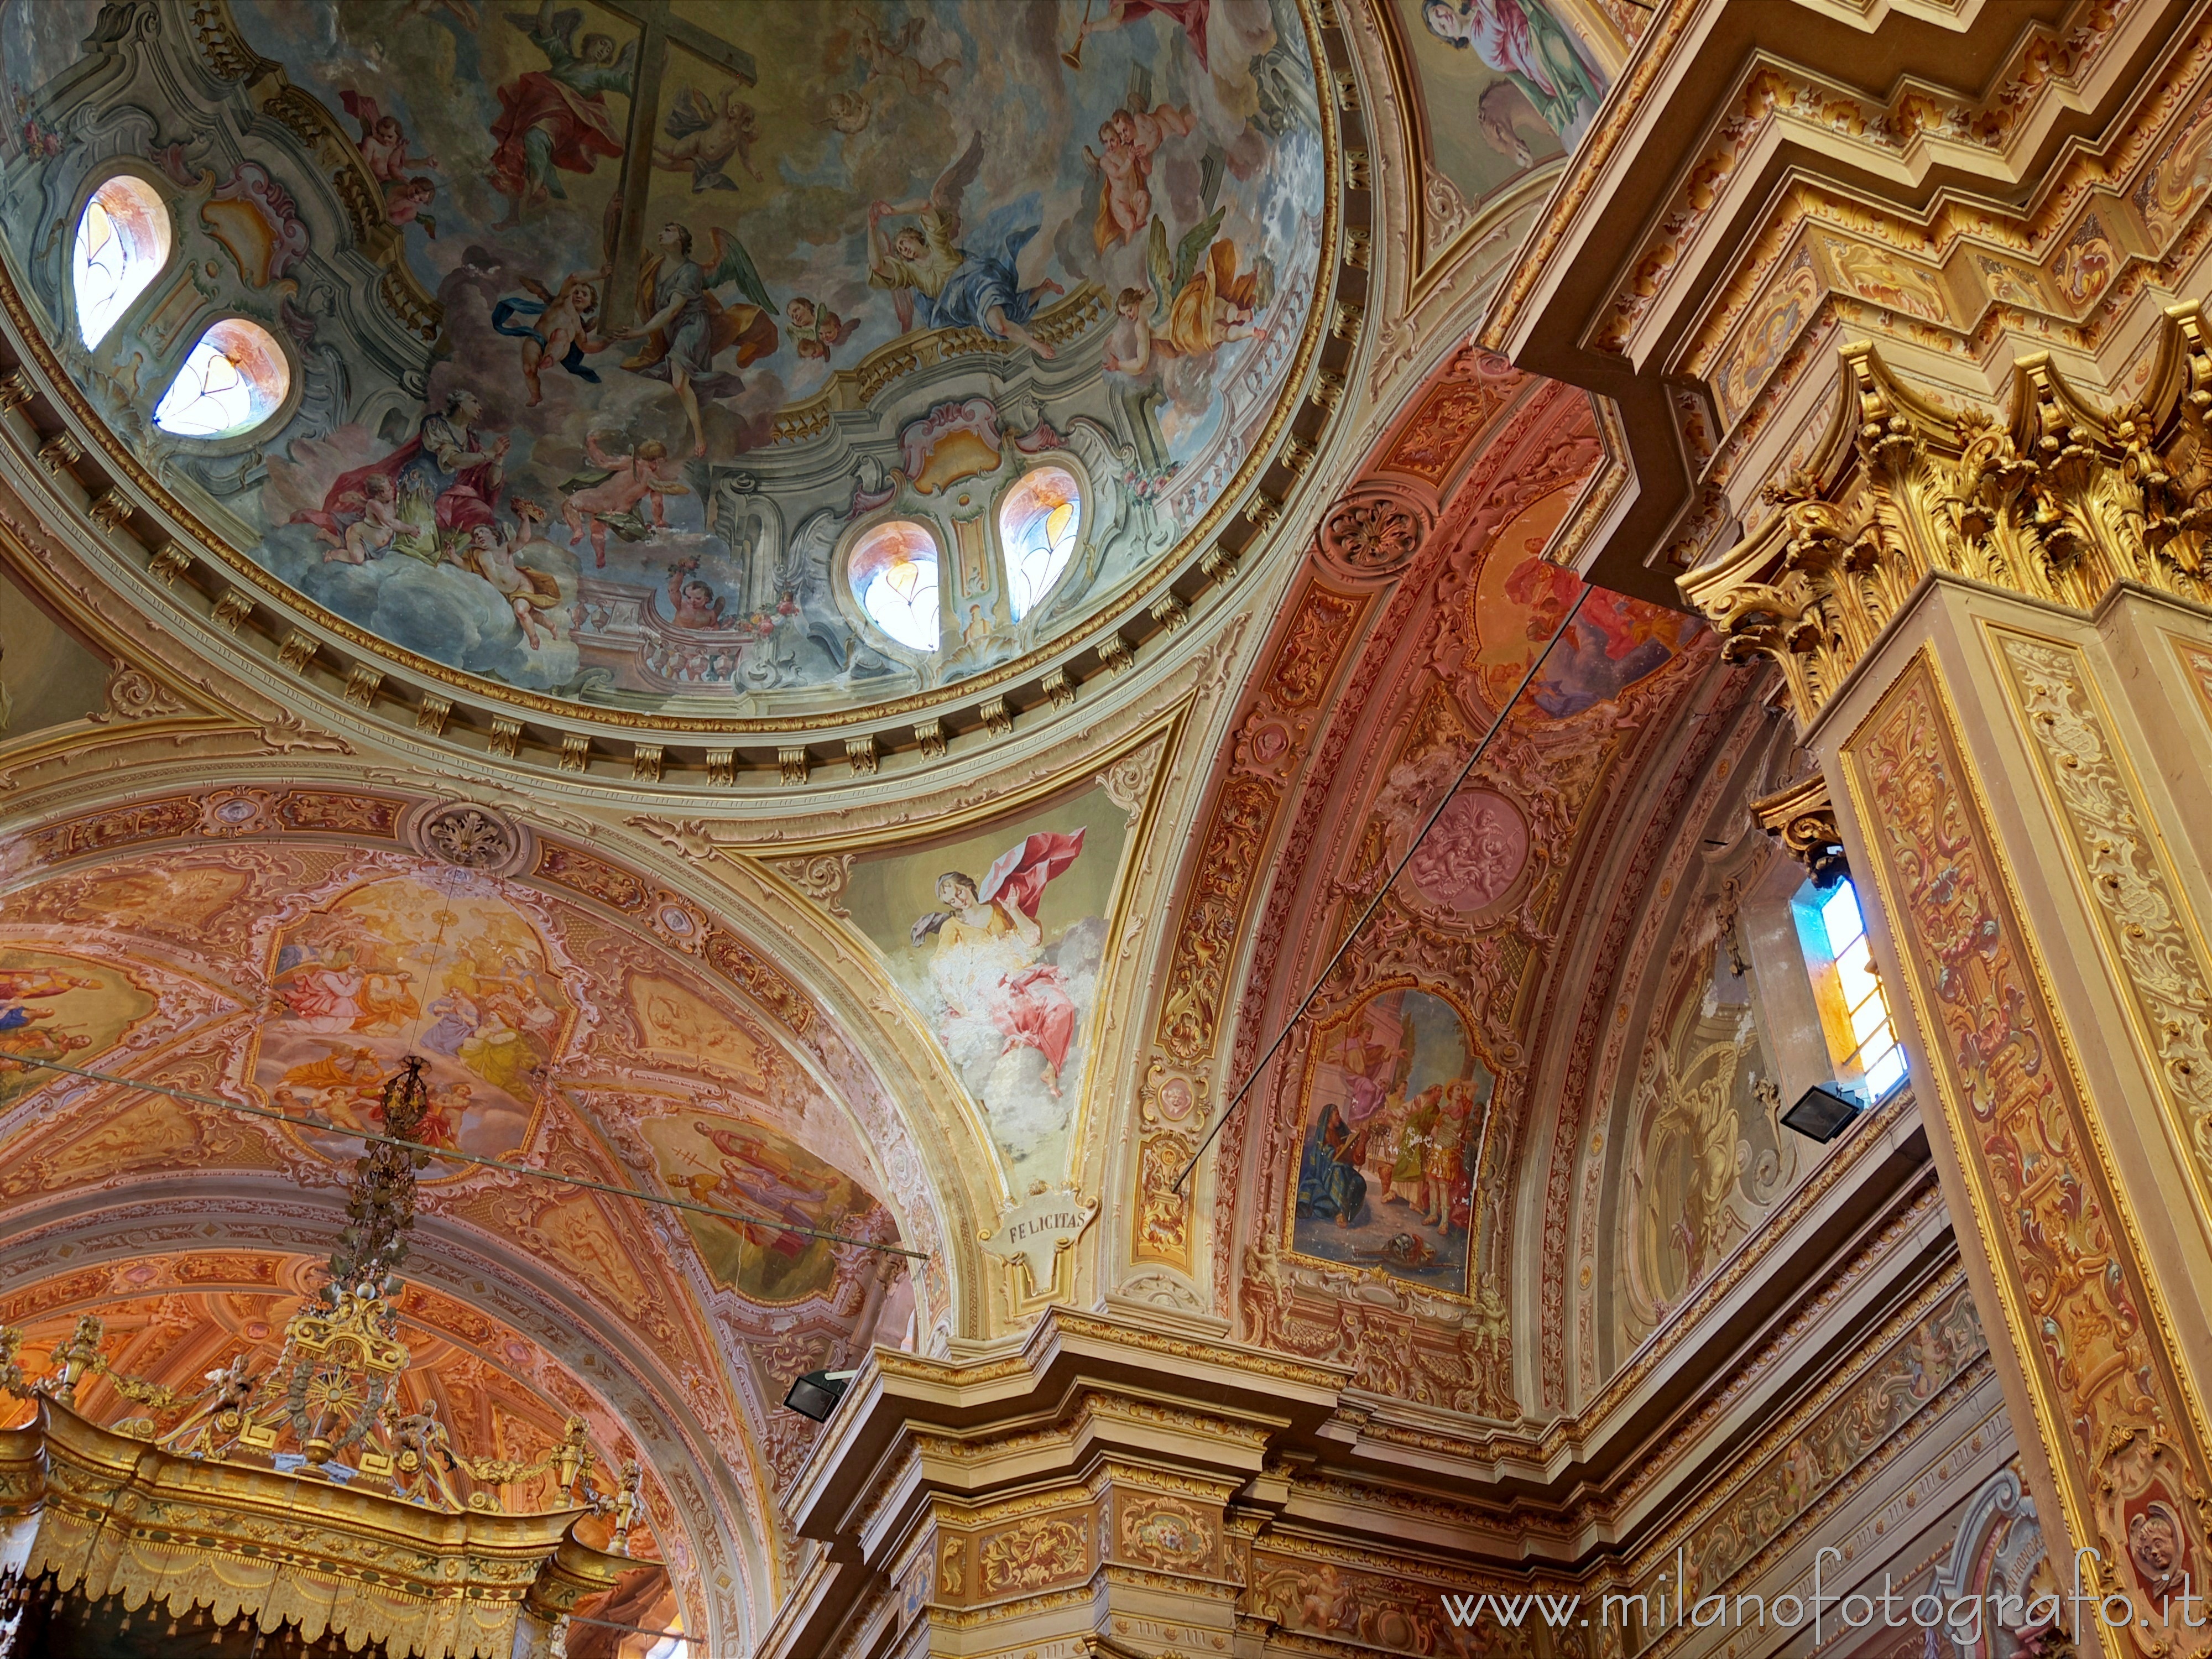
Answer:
[1681,309,2212,730]
[0,1057,649,1656]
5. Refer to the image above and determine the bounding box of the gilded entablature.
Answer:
[1681,321,2212,731]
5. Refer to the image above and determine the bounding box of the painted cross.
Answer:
[595,0,758,327]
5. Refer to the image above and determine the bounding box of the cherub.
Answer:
[665,557,729,629]
[383,175,437,238]
[1102,284,1173,378]
[325,472,405,565]
[849,12,959,96]
[339,91,438,183]
[1083,100,1194,250]
[785,296,859,362]
[493,264,609,404]
[820,88,875,136]
[560,435,690,567]
[654,87,761,193]
[867,131,1064,357]
[454,521,562,648]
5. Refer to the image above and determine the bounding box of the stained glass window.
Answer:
[1793,875,1907,1100]
[70,174,171,348]
[153,317,289,439]
[849,520,942,652]
[998,466,1082,622]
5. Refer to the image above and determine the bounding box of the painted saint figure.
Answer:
[910,830,1087,1098]
[1421,0,1601,144]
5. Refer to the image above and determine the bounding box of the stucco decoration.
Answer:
[1223,369,1716,1413]
[1615,939,1793,1355]
[0,0,1326,718]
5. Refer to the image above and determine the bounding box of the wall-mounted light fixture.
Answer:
[1781,1082,1863,1144]
[782,1369,859,1422]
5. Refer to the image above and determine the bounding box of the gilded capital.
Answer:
[1682,309,2212,729]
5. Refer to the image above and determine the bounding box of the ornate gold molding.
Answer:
[1682,315,2212,731]
[1751,773,1846,878]
[1838,649,2212,1632]
[0,1400,629,1659]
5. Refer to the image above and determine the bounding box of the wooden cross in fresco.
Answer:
[594,0,758,327]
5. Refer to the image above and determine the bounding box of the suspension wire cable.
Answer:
[1171,583,1595,1194]
[9,1056,926,1261]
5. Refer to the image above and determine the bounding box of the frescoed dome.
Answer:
[0,0,1328,727]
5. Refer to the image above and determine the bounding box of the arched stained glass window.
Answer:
[153,317,289,439]
[71,174,171,348]
[849,520,942,653]
[1792,875,1907,1102]
[999,467,1082,622]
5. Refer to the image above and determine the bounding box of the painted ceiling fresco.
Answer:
[1212,361,1717,1418]
[0,0,1324,714]
[0,1249,668,1559]
[0,831,919,1623]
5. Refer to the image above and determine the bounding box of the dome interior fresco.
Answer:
[0,0,1328,720]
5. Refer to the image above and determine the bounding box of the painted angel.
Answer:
[910,830,1086,1098]
[488,2,637,226]
[1147,208,1269,361]
[339,91,438,182]
[653,87,762,192]
[613,221,778,457]
[867,131,1064,358]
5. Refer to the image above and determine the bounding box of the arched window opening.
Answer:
[71,174,171,348]
[999,466,1082,622]
[152,317,290,439]
[1792,874,1907,1101]
[849,519,942,653]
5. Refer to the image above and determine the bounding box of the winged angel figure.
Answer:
[614,221,778,457]
[911,830,1087,1100]
[867,132,1065,359]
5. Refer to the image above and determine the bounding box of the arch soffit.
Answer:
[0,1196,764,1649]
[1150,342,1722,1412]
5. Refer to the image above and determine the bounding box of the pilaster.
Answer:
[1682,319,2212,1650]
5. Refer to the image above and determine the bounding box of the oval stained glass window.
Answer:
[153,317,290,439]
[70,174,171,349]
[999,467,1081,622]
[849,520,942,653]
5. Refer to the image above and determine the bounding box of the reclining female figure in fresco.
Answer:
[867,131,1065,361]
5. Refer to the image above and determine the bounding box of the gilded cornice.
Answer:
[0,1397,628,1659]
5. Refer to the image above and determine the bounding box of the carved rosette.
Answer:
[1681,312,2212,731]
[403,800,534,878]
[1318,488,1431,578]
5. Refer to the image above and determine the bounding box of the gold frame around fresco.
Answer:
[1836,644,2212,1561]
[712,698,1191,1209]
[0,0,1346,742]
[1277,971,1498,1305]
[0,1398,631,1659]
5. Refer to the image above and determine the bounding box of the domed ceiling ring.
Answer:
[0,0,1370,782]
